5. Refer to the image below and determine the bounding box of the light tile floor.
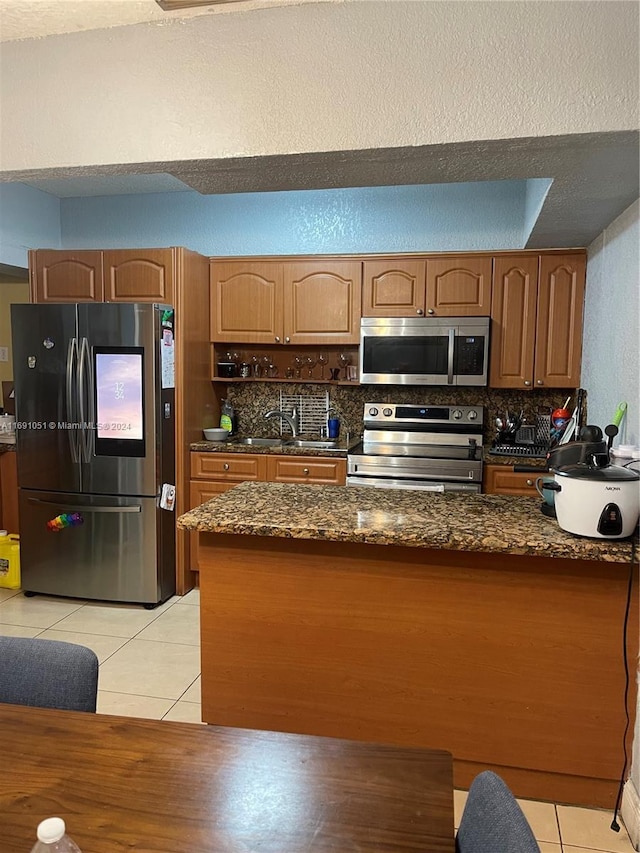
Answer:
[1,586,636,852]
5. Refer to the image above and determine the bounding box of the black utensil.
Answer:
[574,388,585,434]
[604,423,618,451]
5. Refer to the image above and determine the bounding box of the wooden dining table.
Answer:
[0,704,454,852]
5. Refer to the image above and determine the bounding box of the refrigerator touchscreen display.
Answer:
[94,347,145,457]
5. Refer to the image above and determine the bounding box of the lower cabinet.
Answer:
[189,451,346,568]
[266,455,346,485]
[0,451,19,534]
[483,464,541,497]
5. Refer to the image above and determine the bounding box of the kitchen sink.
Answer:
[233,437,285,447]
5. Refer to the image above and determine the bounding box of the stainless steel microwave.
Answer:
[359,316,490,385]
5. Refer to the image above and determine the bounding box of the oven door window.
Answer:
[362,335,449,376]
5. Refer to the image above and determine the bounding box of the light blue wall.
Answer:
[582,199,639,447]
[59,181,530,255]
[523,178,553,239]
[0,183,61,268]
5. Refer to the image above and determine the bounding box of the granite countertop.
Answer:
[190,437,355,457]
[177,481,634,562]
[192,440,548,466]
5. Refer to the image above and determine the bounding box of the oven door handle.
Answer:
[447,328,455,384]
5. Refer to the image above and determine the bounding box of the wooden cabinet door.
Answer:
[0,451,19,534]
[534,254,586,389]
[266,455,346,485]
[362,259,426,317]
[30,250,104,303]
[425,256,492,316]
[211,262,283,343]
[189,480,235,570]
[483,465,540,496]
[489,255,538,389]
[104,249,175,303]
[283,261,362,344]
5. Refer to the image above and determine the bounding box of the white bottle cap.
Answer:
[37,817,66,843]
[0,529,7,537]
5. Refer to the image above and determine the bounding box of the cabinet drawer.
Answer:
[191,452,266,481]
[483,465,540,496]
[266,455,346,485]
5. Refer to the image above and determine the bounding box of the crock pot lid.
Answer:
[553,463,640,481]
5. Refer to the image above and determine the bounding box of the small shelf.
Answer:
[211,377,359,386]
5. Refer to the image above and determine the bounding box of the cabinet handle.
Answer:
[303,468,309,475]
[524,380,531,386]
[536,379,544,386]
[223,463,230,471]
[526,479,533,487]
[427,308,435,315]
[285,336,290,343]
[275,336,281,343]
[416,308,424,315]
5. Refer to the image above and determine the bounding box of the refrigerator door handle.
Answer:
[66,337,80,463]
[78,336,93,463]
[27,497,142,514]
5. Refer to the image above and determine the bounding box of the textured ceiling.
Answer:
[12,131,639,248]
[0,0,322,42]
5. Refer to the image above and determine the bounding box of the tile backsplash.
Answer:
[225,382,585,447]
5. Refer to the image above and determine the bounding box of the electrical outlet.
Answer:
[0,347,8,362]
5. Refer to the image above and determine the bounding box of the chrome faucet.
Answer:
[265,406,300,438]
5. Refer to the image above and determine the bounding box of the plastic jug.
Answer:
[0,530,20,589]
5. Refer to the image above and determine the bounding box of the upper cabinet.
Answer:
[283,261,361,344]
[103,250,174,303]
[30,249,175,304]
[210,261,283,344]
[534,254,586,388]
[211,259,361,345]
[362,256,492,317]
[490,253,585,389]
[30,250,105,303]
[362,259,427,317]
[425,256,492,316]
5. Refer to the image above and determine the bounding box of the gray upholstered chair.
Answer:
[456,770,541,853]
[0,636,99,712]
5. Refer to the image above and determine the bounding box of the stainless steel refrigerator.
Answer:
[11,303,176,606]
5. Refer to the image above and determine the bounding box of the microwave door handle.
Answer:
[447,328,455,384]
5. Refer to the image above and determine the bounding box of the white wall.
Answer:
[584,199,640,803]
[583,200,640,447]
[1,1,637,172]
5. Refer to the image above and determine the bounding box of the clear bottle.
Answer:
[30,818,83,852]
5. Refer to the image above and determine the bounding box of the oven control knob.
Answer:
[452,410,463,420]
[383,408,393,417]
[467,410,478,420]
[368,407,379,417]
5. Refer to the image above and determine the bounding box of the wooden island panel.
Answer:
[198,531,637,809]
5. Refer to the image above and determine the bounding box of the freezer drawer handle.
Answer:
[27,498,142,514]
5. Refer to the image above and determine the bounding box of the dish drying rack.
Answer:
[490,413,551,458]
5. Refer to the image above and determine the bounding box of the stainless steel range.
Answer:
[347,403,484,493]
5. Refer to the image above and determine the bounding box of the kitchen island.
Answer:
[178,482,638,808]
